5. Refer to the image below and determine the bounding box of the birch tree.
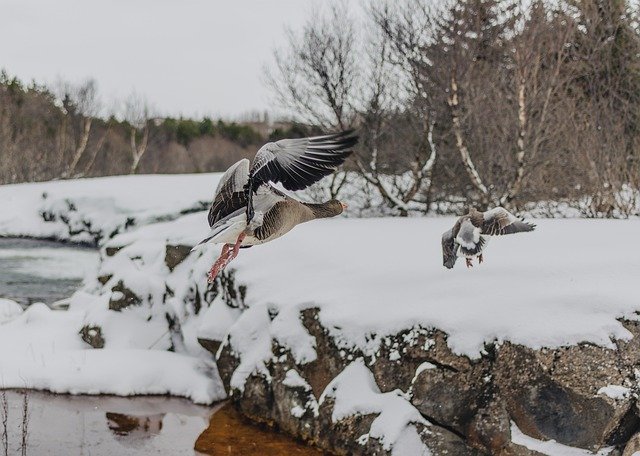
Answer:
[56,78,100,177]
[124,93,152,174]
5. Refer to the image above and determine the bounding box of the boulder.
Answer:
[494,343,637,450]
[108,280,142,311]
[164,244,192,271]
[79,324,105,348]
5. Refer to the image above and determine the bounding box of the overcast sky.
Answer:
[0,0,348,119]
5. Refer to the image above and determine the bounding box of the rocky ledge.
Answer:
[202,305,640,455]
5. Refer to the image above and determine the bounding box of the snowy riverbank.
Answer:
[1,174,640,454]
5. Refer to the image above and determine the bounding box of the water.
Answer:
[0,238,98,306]
[1,391,212,456]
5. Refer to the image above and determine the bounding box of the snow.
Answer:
[283,369,312,389]
[0,298,23,323]
[319,358,428,451]
[0,173,221,244]
[2,173,640,452]
[221,217,640,360]
[597,384,631,400]
[511,422,614,455]
[0,303,225,404]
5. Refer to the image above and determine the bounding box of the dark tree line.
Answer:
[0,73,282,184]
[268,0,640,217]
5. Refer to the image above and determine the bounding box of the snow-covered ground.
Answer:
[1,174,639,453]
[213,217,639,361]
[0,174,220,244]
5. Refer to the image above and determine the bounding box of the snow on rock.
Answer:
[0,173,221,244]
[510,422,614,455]
[221,217,640,367]
[597,384,631,400]
[319,358,427,451]
[0,298,23,323]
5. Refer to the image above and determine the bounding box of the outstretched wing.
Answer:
[441,228,460,269]
[248,130,357,192]
[208,159,250,227]
[481,207,536,236]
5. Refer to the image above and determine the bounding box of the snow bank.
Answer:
[0,298,22,323]
[217,217,640,363]
[0,173,221,244]
[0,303,225,404]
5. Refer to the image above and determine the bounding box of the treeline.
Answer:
[0,72,302,184]
[268,0,640,217]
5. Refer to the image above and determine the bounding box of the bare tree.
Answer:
[123,93,152,174]
[266,1,359,130]
[55,78,101,177]
[360,1,439,215]
[266,1,359,199]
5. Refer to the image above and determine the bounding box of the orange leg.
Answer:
[207,233,247,282]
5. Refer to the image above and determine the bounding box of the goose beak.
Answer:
[340,202,348,210]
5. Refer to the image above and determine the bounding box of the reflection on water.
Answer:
[1,390,211,455]
[196,403,324,456]
[0,238,98,306]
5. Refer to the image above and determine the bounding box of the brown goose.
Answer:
[442,207,536,269]
[194,131,357,281]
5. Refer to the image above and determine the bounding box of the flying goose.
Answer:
[442,207,536,269]
[195,131,357,281]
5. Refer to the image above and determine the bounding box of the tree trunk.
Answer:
[448,70,490,206]
[67,117,92,177]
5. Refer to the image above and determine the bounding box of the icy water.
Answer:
[1,391,212,455]
[0,238,98,306]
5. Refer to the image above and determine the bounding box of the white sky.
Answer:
[0,0,341,119]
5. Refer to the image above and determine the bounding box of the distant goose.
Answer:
[195,131,357,281]
[441,207,536,269]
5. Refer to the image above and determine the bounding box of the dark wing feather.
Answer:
[249,130,357,192]
[441,228,460,269]
[208,159,249,227]
[481,207,536,236]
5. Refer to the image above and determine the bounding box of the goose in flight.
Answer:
[441,207,536,269]
[195,131,357,281]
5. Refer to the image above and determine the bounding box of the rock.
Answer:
[216,339,242,394]
[108,280,142,311]
[236,372,276,427]
[371,328,471,394]
[164,244,192,271]
[214,303,640,455]
[79,324,105,348]
[105,246,123,257]
[299,308,350,397]
[198,338,222,358]
[410,357,489,436]
[97,274,112,285]
[495,343,637,450]
[270,364,319,442]
[623,432,640,456]
[416,422,485,456]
